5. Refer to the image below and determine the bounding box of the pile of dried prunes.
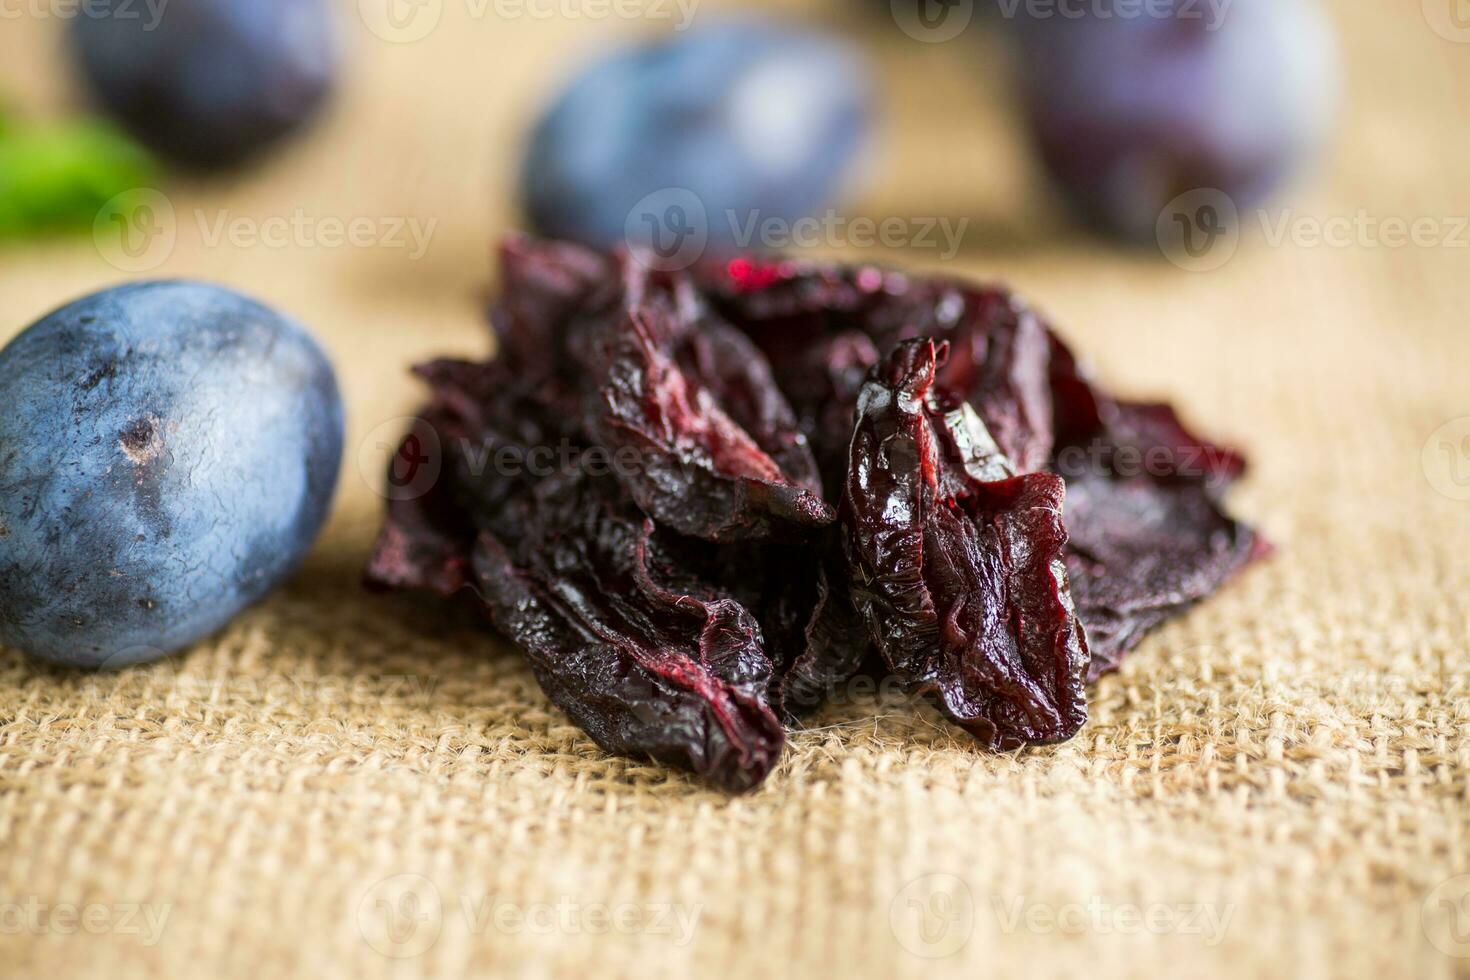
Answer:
[366,237,1265,791]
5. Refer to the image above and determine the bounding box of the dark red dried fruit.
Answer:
[366,359,786,792]
[701,258,1059,488]
[468,480,785,794]
[495,237,832,542]
[1050,352,1263,679]
[840,339,1088,749]
[703,255,1264,680]
[366,238,1264,789]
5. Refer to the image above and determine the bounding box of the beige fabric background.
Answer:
[2,2,1469,978]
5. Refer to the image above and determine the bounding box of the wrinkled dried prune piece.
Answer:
[469,474,785,794]
[840,339,1089,749]
[708,256,1264,679]
[702,258,1059,485]
[368,237,1269,787]
[698,531,869,719]
[490,234,618,379]
[1048,343,1264,678]
[365,359,787,791]
[771,543,870,718]
[1063,471,1261,680]
[568,258,833,542]
[361,411,473,598]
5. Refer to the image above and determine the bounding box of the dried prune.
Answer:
[367,237,1265,790]
[705,256,1264,679]
[491,238,833,542]
[468,481,785,794]
[702,258,1059,487]
[840,340,1089,749]
[366,360,786,792]
[1049,351,1263,679]
[699,532,869,720]
[1062,470,1261,680]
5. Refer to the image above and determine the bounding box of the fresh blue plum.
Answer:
[69,0,338,169]
[1015,0,1339,241]
[521,19,871,254]
[0,282,344,667]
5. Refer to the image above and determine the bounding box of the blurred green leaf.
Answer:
[0,119,158,241]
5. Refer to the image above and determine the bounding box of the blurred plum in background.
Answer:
[1014,0,1339,242]
[69,0,339,169]
[520,18,871,255]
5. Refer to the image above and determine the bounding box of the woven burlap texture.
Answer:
[2,3,1468,978]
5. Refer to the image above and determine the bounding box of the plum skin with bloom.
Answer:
[0,282,344,667]
[520,19,871,252]
[1015,0,1339,242]
[68,0,339,168]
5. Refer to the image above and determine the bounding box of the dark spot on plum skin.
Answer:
[118,416,157,459]
[79,360,118,392]
[116,415,172,537]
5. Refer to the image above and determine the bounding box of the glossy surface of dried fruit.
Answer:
[367,239,1264,789]
[367,359,786,792]
[841,340,1088,749]
[704,256,1263,679]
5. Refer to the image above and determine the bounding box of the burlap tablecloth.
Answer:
[2,3,1467,978]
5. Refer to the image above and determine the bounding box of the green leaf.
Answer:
[0,118,158,241]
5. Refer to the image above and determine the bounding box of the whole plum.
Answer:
[520,18,871,256]
[1014,0,1339,241]
[0,282,343,667]
[69,0,339,169]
